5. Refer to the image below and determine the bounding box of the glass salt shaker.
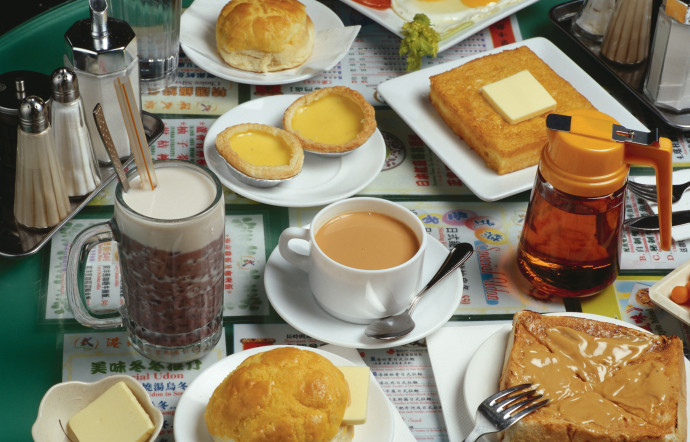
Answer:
[571,0,617,43]
[644,0,690,112]
[51,67,102,199]
[14,96,71,230]
[64,0,139,164]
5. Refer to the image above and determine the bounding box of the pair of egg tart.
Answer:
[215,87,376,184]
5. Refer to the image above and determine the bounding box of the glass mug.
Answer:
[66,160,225,363]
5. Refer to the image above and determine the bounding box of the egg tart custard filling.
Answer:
[283,86,377,154]
[216,123,304,181]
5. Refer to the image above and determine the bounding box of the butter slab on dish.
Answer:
[32,375,163,442]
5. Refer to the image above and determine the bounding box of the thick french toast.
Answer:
[499,310,686,441]
[429,46,594,175]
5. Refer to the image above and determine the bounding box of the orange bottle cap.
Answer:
[541,109,628,197]
[541,108,673,250]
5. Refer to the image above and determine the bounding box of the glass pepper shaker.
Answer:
[50,67,102,198]
[64,0,139,164]
[14,96,72,230]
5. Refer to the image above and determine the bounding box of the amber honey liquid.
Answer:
[517,173,625,298]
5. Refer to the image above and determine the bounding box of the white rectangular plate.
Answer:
[337,0,539,53]
[377,37,646,201]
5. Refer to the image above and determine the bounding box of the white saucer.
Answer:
[462,313,690,441]
[174,345,395,442]
[180,0,359,85]
[203,94,386,207]
[264,236,463,348]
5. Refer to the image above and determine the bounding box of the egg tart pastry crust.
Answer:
[283,86,377,154]
[216,123,304,180]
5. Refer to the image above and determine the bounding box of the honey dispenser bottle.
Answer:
[517,109,672,298]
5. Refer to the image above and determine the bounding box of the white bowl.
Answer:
[650,259,690,326]
[32,374,163,442]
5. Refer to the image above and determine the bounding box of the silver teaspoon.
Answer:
[365,242,474,341]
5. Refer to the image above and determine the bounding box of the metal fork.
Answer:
[628,179,690,204]
[464,383,549,442]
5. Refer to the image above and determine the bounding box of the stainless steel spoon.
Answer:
[365,242,474,341]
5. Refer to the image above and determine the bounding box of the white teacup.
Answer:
[278,197,427,324]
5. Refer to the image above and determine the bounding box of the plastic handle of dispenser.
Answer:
[625,137,673,250]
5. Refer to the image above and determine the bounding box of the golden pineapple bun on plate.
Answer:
[204,346,354,442]
[216,0,315,73]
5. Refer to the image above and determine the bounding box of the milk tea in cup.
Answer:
[278,197,427,324]
[314,211,420,270]
[66,160,225,363]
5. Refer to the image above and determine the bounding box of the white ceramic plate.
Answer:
[337,0,539,53]
[32,375,164,442]
[264,235,462,349]
[180,0,359,85]
[203,94,386,207]
[377,37,647,201]
[174,345,395,441]
[650,259,690,326]
[462,313,690,441]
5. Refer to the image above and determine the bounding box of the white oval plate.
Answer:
[174,345,395,441]
[203,94,386,207]
[462,312,690,441]
[180,0,359,85]
[264,235,462,348]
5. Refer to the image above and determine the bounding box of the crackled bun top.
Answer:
[204,347,350,442]
[216,0,314,72]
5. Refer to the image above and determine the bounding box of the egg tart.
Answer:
[283,86,377,154]
[216,123,304,182]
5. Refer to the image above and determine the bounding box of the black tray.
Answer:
[0,111,164,258]
[550,0,690,131]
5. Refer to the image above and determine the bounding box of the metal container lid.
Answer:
[64,0,137,75]
[51,68,80,103]
[0,71,51,119]
[18,96,50,134]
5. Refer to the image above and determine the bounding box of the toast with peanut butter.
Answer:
[499,310,686,441]
[429,46,594,175]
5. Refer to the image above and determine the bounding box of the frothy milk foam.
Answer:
[117,165,224,253]
[124,167,216,219]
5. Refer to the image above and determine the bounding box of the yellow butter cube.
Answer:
[339,366,370,425]
[480,70,557,124]
[67,381,154,442]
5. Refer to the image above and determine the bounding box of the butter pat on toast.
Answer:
[429,46,594,175]
[499,310,687,441]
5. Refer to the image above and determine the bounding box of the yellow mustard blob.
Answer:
[229,131,292,166]
[291,95,363,145]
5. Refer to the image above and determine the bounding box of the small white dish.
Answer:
[264,235,462,348]
[461,313,690,441]
[203,94,386,207]
[32,374,163,442]
[650,261,690,326]
[174,345,396,442]
[337,0,539,53]
[180,0,360,85]
[377,37,646,201]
